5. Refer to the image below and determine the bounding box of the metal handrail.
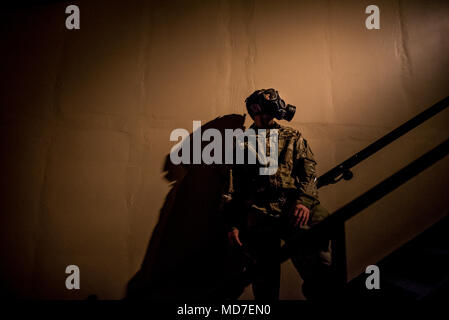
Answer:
[317,96,449,188]
[282,138,449,261]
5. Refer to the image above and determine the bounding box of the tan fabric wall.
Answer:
[0,0,448,299]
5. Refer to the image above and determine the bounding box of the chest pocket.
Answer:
[278,136,295,168]
[272,135,295,189]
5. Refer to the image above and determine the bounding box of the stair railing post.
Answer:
[331,220,348,290]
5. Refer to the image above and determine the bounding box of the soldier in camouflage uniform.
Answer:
[221,89,334,300]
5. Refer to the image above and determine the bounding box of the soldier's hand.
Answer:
[290,203,310,228]
[227,228,243,246]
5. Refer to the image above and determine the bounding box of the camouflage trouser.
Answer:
[243,203,334,300]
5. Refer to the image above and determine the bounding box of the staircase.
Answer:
[344,215,449,300]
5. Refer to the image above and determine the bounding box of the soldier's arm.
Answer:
[293,135,320,210]
[220,166,244,232]
[219,166,246,246]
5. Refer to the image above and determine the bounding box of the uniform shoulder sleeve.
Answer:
[293,133,320,209]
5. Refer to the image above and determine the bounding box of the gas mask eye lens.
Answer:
[278,98,285,109]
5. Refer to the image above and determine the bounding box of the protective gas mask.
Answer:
[245,88,296,121]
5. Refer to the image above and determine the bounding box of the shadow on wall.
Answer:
[126,114,247,300]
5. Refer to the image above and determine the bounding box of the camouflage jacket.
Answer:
[221,121,320,231]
